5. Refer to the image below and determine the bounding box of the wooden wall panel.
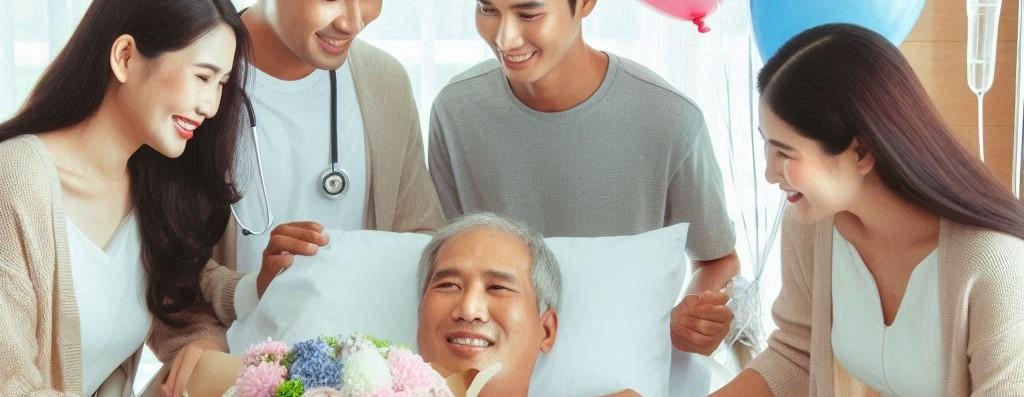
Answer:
[900,0,1019,188]
[901,42,1016,126]
[906,0,1019,42]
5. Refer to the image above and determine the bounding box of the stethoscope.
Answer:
[229,69,349,236]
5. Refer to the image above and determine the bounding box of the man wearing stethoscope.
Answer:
[150,1,444,388]
[228,0,444,309]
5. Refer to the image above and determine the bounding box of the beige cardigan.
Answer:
[748,209,1024,396]
[151,39,446,356]
[0,134,229,396]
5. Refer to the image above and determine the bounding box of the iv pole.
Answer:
[1013,0,1023,198]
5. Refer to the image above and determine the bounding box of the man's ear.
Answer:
[539,309,558,353]
[109,34,137,84]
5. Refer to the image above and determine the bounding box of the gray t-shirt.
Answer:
[428,53,735,261]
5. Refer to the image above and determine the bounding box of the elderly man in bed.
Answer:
[416,213,641,397]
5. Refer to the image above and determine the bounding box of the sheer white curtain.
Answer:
[1,0,785,391]
[0,0,90,118]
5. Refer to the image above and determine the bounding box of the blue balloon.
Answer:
[750,0,926,61]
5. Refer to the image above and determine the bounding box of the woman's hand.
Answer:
[159,338,223,397]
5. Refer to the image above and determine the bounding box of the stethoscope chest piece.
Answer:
[320,166,350,199]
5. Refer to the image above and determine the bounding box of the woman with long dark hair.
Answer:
[714,24,1024,396]
[0,0,251,394]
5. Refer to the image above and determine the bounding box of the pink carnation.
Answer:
[386,349,446,393]
[234,362,287,397]
[242,339,290,366]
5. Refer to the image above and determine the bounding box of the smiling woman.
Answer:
[714,24,1024,397]
[757,24,1024,236]
[0,0,250,395]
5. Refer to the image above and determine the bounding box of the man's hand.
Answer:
[159,339,223,397]
[670,289,733,355]
[257,221,329,297]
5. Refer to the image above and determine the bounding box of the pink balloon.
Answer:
[642,0,721,33]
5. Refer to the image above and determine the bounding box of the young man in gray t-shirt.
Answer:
[428,0,740,358]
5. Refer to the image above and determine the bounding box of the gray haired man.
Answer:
[415,213,639,397]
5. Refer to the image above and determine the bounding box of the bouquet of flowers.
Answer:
[226,334,455,397]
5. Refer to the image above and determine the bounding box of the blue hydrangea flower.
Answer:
[289,339,344,388]
[292,339,334,360]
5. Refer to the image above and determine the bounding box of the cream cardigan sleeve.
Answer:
[145,258,244,361]
[0,142,77,395]
[747,210,814,396]
[391,92,446,234]
[353,40,445,234]
[0,206,73,395]
[959,230,1024,395]
[146,297,234,362]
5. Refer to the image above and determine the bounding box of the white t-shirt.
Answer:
[231,62,368,274]
[831,228,944,397]
[67,212,151,395]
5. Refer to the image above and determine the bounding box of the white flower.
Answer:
[341,349,393,395]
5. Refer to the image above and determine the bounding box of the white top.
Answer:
[831,228,944,397]
[231,62,368,274]
[67,212,151,395]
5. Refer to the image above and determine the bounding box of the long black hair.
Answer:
[759,23,1024,239]
[0,0,250,324]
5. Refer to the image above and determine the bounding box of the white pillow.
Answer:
[227,230,429,350]
[227,224,688,397]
